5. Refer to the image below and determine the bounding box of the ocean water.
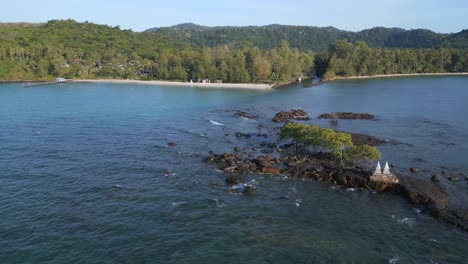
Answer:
[1,77,467,263]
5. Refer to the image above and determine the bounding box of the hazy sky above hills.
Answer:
[2,0,467,33]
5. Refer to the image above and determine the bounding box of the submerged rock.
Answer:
[349,132,386,146]
[229,183,256,195]
[272,109,310,122]
[318,112,375,120]
[448,176,460,181]
[410,167,420,173]
[431,174,442,182]
[235,110,259,119]
[235,132,251,139]
[226,175,243,185]
[168,142,177,147]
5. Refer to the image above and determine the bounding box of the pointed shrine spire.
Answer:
[383,161,391,174]
[374,161,382,175]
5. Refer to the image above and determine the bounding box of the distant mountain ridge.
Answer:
[145,23,468,51]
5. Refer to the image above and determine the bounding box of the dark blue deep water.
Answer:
[1,76,468,263]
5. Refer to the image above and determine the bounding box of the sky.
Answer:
[1,0,467,33]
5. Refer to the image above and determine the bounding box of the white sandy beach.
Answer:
[73,79,273,90]
[329,72,468,81]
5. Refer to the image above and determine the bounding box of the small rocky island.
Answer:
[318,112,375,120]
[205,109,468,232]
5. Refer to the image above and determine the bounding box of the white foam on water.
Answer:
[347,188,356,192]
[170,201,186,207]
[164,170,176,177]
[209,120,224,126]
[240,116,257,122]
[388,256,400,264]
[245,179,257,185]
[213,199,226,208]
[397,217,415,227]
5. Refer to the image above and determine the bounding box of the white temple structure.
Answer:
[374,161,382,176]
[370,161,399,184]
[383,162,391,175]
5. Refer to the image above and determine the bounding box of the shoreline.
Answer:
[305,72,468,87]
[73,79,273,90]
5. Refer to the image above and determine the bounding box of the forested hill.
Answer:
[1,20,466,83]
[0,20,191,80]
[146,23,468,51]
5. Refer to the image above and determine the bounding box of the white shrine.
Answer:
[370,161,399,184]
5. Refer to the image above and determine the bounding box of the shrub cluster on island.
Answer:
[204,109,468,232]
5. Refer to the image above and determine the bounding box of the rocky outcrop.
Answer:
[318,112,375,120]
[272,109,310,122]
[235,110,259,119]
[349,132,386,146]
[396,175,448,209]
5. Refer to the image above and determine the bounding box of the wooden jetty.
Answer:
[22,78,71,87]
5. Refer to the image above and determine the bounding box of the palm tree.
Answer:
[271,72,282,86]
[139,58,154,76]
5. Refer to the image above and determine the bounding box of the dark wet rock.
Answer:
[277,148,283,153]
[427,207,468,231]
[235,111,259,119]
[211,182,222,188]
[256,133,268,138]
[396,175,448,209]
[248,153,255,157]
[318,112,375,120]
[448,176,460,181]
[261,165,281,174]
[242,185,257,194]
[234,146,241,152]
[414,157,426,163]
[261,149,272,154]
[226,174,243,185]
[272,109,310,122]
[168,142,177,147]
[431,174,442,182]
[252,147,258,151]
[235,132,251,139]
[410,167,420,173]
[163,169,175,176]
[349,132,386,146]
[229,183,256,195]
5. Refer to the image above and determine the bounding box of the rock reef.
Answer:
[272,109,311,122]
[318,112,375,120]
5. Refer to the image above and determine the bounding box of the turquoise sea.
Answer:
[1,76,467,263]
